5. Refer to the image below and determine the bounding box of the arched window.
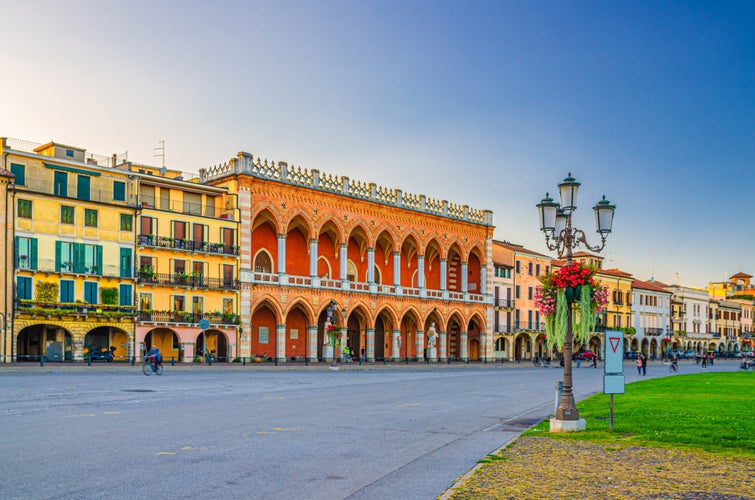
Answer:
[254,251,272,273]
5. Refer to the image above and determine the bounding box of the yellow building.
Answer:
[567,252,634,354]
[117,161,241,362]
[2,137,137,362]
[506,242,552,361]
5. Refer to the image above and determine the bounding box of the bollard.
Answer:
[208,355,213,366]
[554,380,564,415]
[40,355,45,367]
[88,353,92,366]
[243,357,246,366]
[305,356,309,366]
[383,358,386,365]
[171,356,175,366]
[405,356,409,364]
[275,357,278,366]
[131,356,135,366]
[466,357,470,364]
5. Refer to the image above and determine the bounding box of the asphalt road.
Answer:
[0,359,739,499]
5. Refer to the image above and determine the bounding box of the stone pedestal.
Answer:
[323,345,334,362]
[428,347,437,361]
[549,418,586,433]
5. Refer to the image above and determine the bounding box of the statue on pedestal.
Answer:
[427,322,438,361]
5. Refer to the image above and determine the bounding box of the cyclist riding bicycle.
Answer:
[670,354,679,373]
[146,346,162,372]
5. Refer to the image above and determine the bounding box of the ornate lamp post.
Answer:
[326,300,347,369]
[537,173,616,432]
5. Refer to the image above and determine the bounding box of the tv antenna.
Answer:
[154,140,165,170]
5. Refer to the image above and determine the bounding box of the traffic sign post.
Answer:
[603,330,625,431]
[198,319,210,365]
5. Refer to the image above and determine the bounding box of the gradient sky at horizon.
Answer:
[2,0,753,288]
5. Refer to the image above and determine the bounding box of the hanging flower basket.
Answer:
[534,262,608,349]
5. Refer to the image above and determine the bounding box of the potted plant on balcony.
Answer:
[19,254,28,267]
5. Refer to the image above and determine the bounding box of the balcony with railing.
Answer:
[644,327,666,336]
[138,198,234,220]
[138,311,241,325]
[17,300,136,318]
[138,234,239,256]
[17,258,128,278]
[137,271,240,290]
[13,176,132,205]
[494,298,514,308]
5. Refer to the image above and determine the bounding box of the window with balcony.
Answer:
[60,280,74,303]
[77,175,90,201]
[84,281,98,304]
[119,284,133,306]
[17,276,32,300]
[15,236,37,269]
[54,171,68,197]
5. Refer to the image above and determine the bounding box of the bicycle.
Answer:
[142,356,164,376]
[668,361,679,373]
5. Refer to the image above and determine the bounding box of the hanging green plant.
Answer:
[35,281,58,303]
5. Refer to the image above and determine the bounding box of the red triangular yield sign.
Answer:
[610,337,621,353]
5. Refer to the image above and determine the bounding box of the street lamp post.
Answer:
[537,173,616,432]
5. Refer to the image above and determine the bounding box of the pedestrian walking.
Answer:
[702,354,707,368]
[592,355,597,368]
[641,353,647,376]
[636,356,642,375]
[709,353,714,366]
[576,356,581,368]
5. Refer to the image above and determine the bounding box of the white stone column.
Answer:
[392,329,401,360]
[366,328,375,362]
[440,258,447,291]
[367,248,375,283]
[339,244,348,281]
[460,331,468,360]
[393,251,401,287]
[439,331,447,361]
[417,255,425,288]
[307,325,318,361]
[461,262,468,293]
[480,265,487,294]
[276,324,286,362]
[309,239,318,278]
[277,235,286,274]
[339,327,347,360]
[416,329,425,361]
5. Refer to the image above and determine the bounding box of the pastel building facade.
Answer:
[631,279,671,358]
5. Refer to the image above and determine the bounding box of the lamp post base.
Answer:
[550,418,586,433]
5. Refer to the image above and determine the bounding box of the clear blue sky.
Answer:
[2,0,753,287]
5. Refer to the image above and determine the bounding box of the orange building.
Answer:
[200,152,494,362]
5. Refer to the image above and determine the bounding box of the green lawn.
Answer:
[525,372,755,458]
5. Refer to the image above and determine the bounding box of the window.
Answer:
[192,296,203,316]
[66,149,74,157]
[139,293,152,311]
[160,188,170,210]
[173,295,185,312]
[17,276,32,300]
[536,264,540,276]
[120,214,132,231]
[84,244,101,274]
[84,281,98,304]
[119,284,133,306]
[515,285,520,299]
[113,181,126,201]
[77,175,90,201]
[528,262,533,276]
[223,298,234,315]
[528,310,533,329]
[61,205,74,224]
[15,236,37,269]
[10,163,25,186]
[528,287,533,300]
[54,171,68,197]
[58,241,74,271]
[515,260,520,274]
[84,209,98,228]
[18,199,32,218]
[60,280,75,303]
[223,264,235,287]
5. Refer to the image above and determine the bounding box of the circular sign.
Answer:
[198,319,210,330]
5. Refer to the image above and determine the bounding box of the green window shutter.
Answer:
[55,241,62,272]
[10,163,25,186]
[96,246,103,275]
[120,248,132,278]
[74,243,86,274]
[30,238,38,270]
[113,181,126,201]
[14,237,19,268]
[77,175,91,201]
